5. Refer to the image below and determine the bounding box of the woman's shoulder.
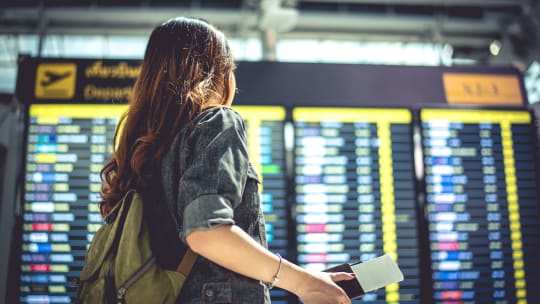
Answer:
[192,106,244,129]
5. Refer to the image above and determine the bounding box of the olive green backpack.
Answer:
[75,190,197,304]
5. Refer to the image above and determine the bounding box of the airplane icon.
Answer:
[40,70,73,87]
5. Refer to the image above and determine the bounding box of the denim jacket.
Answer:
[159,106,271,304]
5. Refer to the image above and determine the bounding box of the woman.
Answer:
[100,17,354,303]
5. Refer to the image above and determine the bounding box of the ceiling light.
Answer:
[490,40,501,56]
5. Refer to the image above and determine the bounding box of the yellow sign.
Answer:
[30,104,127,120]
[35,63,77,99]
[443,73,523,106]
[421,108,531,123]
[293,108,411,123]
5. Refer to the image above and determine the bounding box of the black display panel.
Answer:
[420,108,540,303]
[293,108,421,303]
[19,104,289,303]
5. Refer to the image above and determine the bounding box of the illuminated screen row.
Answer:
[18,105,540,304]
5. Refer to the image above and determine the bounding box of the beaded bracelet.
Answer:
[262,253,282,290]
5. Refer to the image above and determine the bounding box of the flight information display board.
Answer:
[293,108,420,303]
[20,104,289,303]
[421,108,540,303]
[21,104,122,304]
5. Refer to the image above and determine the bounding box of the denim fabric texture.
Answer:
[160,106,270,304]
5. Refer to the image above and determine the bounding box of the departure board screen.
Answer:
[20,104,289,303]
[21,104,122,304]
[293,108,420,303]
[421,108,540,303]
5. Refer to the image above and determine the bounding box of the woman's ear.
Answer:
[224,72,236,107]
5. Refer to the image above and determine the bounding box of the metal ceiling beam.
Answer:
[0,7,256,28]
[298,0,527,7]
[0,6,505,33]
[277,31,494,48]
[295,12,502,35]
[0,6,508,49]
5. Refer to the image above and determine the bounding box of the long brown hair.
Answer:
[100,17,236,216]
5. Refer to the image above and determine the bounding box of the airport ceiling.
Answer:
[0,0,539,63]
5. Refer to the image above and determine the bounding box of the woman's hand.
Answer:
[295,271,355,304]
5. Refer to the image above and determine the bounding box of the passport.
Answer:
[324,254,404,299]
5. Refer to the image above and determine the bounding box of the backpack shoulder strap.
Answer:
[176,247,197,277]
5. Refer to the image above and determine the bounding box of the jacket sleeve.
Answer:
[179,107,250,241]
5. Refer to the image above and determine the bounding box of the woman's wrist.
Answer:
[261,253,282,289]
[272,260,317,296]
